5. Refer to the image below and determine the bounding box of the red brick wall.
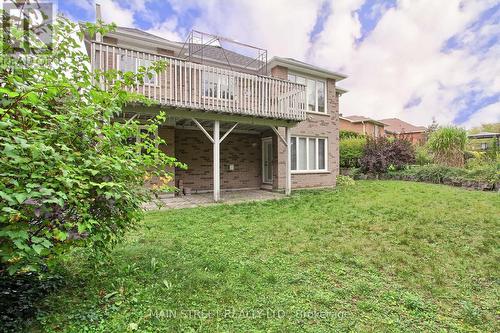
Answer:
[271,66,288,80]
[340,119,385,137]
[339,118,363,134]
[174,129,262,192]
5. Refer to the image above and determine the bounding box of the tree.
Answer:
[469,123,500,134]
[424,117,439,141]
[0,15,184,274]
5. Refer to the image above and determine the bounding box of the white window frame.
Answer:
[288,73,327,115]
[290,136,328,173]
[202,71,234,100]
[117,54,159,87]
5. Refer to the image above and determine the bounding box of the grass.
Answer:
[31,181,499,332]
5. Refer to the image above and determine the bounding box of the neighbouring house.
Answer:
[379,118,427,145]
[84,5,347,202]
[339,115,386,138]
[467,132,500,151]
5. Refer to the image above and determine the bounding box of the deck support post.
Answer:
[213,120,220,202]
[285,127,291,196]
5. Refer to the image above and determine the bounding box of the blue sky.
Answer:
[60,0,499,128]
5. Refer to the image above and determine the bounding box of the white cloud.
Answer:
[309,0,499,128]
[99,0,135,27]
[464,102,500,128]
[145,17,183,41]
[168,0,324,60]
[62,0,499,128]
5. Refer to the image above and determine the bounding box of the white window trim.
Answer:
[117,55,159,87]
[288,72,327,115]
[202,71,235,101]
[290,136,328,173]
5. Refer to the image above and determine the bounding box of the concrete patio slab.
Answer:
[144,189,285,210]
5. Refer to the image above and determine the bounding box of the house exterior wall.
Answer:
[270,65,339,190]
[339,119,385,137]
[339,118,362,134]
[173,129,262,192]
[97,31,343,193]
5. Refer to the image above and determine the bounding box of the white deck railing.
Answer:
[89,41,307,121]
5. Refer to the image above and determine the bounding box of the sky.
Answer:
[58,0,500,129]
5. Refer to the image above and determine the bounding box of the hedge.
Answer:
[339,137,366,168]
[349,164,499,191]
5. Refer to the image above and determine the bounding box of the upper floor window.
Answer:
[203,71,234,100]
[118,54,158,86]
[288,74,326,114]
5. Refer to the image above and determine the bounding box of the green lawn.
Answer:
[32,181,499,332]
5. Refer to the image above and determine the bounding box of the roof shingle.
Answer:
[378,118,426,134]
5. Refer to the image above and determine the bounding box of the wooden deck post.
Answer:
[285,127,291,196]
[213,120,220,202]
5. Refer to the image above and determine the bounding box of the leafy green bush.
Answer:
[0,19,184,274]
[389,164,499,184]
[339,137,366,168]
[415,146,432,165]
[336,175,355,186]
[339,130,365,139]
[359,137,415,173]
[427,126,467,167]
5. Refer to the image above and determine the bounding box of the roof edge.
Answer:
[269,56,347,81]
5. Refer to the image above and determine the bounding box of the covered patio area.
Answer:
[144,189,285,210]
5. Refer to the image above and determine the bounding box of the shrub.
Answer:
[339,137,366,168]
[339,130,365,139]
[0,19,184,274]
[415,146,432,165]
[359,137,415,174]
[427,126,467,167]
[389,164,499,185]
[336,175,355,186]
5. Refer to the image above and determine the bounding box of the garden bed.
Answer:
[344,165,499,191]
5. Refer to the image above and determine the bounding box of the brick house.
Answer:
[339,115,386,138]
[379,118,427,145]
[85,14,347,201]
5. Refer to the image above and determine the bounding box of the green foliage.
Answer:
[339,130,365,139]
[389,164,499,184]
[0,271,62,331]
[339,137,366,168]
[415,146,432,165]
[29,182,499,332]
[466,151,499,169]
[336,174,355,186]
[427,126,467,167]
[0,17,184,274]
[469,122,500,134]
